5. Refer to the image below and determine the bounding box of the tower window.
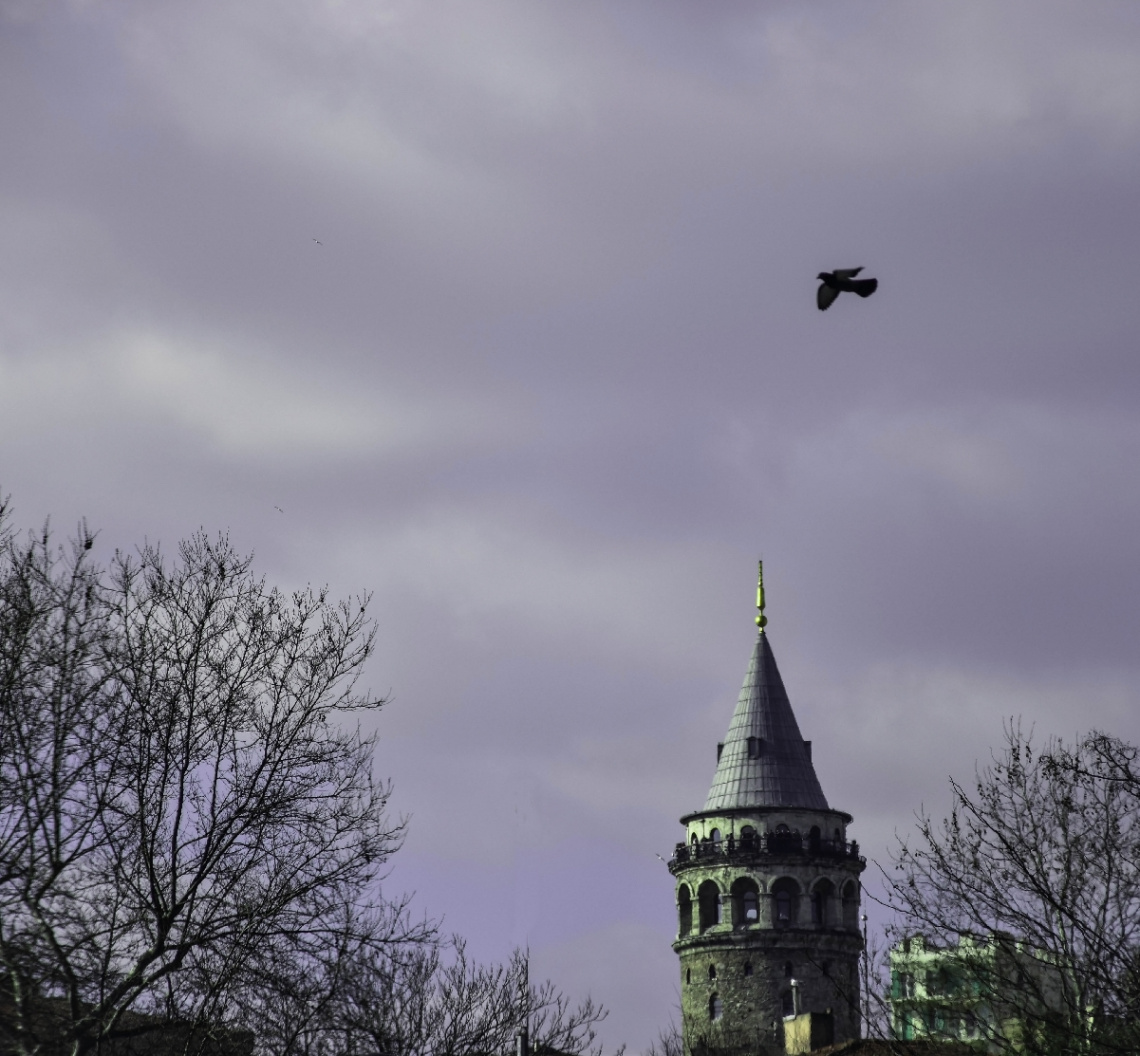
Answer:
[784,961,794,978]
[698,881,721,931]
[747,736,764,759]
[822,961,831,978]
[686,969,691,985]
[678,884,692,936]
[781,991,794,1017]
[743,890,758,922]
[772,878,799,926]
[708,964,717,981]
[709,995,723,1021]
[744,962,753,977]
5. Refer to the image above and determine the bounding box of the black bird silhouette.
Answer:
[817,267,878,311]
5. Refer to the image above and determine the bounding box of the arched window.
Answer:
[698,880,721,932]
[710,828,722,848]
[772,878,799,926]
[709,994,723,1021]
[730,876,760,928]
[678,884,692,936]
[781,991,794,1017]
[740,825,756,851]
[812,879,835,927]
[743,961,753,977]
[708,964,717,980]
[769,824,799,853]
[784,961,794,978]
[842,880,859,929]
[809,825,821,854]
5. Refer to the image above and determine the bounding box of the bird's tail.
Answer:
[851,278,878,297]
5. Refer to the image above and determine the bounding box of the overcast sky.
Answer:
[4,1,1140,1049]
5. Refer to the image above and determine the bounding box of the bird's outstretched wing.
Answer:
[817,283,840,311]
[850,278,878,298]
[833,267,863,280]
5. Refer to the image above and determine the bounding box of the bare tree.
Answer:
[641,1022,681,1056]
[295,937,615,1056]
[0,517,427,1056]
[885,725,1140,1056]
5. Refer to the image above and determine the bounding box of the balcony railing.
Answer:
[670,831,861,865]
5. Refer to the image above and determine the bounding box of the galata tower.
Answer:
[667,564,865,1055]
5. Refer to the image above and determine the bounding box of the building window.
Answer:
[822,961,831,978]
[678,884,692,936]
[781,991,794,1017]
[784,961,794,978]
[710,828,722,847]
[709,995,722,1021]
[811,880,834,927]
[708,964,716,981]
[698,881,721,931]
[743,890,758,922]
[686,969,691,985]
[747,736,764,758]
[744,962,753,977]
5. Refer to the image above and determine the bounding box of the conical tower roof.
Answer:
[701,628,829,813]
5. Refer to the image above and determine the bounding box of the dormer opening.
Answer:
[747,736,764,759]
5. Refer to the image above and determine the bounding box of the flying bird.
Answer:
[817,267,878,311]
[274,506,284,514]
[312,239,323,246]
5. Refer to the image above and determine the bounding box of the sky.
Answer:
[4,1,1140,1049]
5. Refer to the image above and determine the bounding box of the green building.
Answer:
[889,933,1070,1052]
[667,566,865,1056]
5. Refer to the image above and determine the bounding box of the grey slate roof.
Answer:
[701,631,830,812]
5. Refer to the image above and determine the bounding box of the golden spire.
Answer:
[755,560,767,632]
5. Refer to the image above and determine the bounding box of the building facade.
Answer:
[890,933,1070,1053]
[667,566,865,1056]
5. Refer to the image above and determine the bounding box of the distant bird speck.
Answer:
[817,267,878,311]
[274,506,284,514]
[312,239,323,246]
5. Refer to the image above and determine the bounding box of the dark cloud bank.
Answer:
[3,1,1140,1048]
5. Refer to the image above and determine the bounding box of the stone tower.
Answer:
[667,565,865,1056]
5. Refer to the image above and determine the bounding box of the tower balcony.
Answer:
[668,830,863,874]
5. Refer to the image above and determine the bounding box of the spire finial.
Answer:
[755,560,767,632]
